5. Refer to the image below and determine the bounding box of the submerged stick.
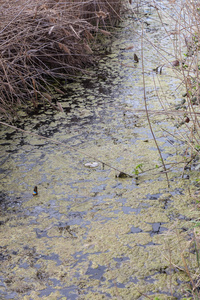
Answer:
[141,25,170,188]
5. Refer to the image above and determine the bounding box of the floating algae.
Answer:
[0,1,199,299]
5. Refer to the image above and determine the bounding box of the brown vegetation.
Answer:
[0,0,122,120]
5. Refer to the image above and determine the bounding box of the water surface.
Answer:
[0,1,198,299]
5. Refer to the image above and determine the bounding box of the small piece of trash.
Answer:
[33,186,38,196]
[84,162,99,168]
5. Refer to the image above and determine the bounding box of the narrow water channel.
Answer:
[0,1,198,299]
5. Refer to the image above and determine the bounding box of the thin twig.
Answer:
[0,121,133,178]
[141,24,170,188]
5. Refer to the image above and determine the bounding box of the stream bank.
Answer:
[1,1,200,299]
[0,0,122,120]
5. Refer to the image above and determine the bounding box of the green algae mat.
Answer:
[1,1,200,299]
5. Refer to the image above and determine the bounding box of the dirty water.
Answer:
[0,1,200,300]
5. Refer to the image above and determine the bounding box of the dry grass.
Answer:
[148,1,200,296]
[153,0,200,154]
[0,0,122,120]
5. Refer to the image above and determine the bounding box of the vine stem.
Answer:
[141,25,170,188]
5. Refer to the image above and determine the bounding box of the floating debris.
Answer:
[153,64,164,74]
[184,116,190,123]
[181,99,186,105]
[125,45,134,50]
[116,172,133,178]
[84,162,99,168]
[171,60,180,67]
[33,186,38,196]
[134,53,139,63]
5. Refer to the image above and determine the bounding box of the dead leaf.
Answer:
[43,92,52,102]
[54,87,65,95]
[85,30,94,41]
[58,43,71,55]
[99,29,111,36]
[134,53,139,63]
[63,28,70,36]
[96,10,108,19]
[40,4,47,10]
[184,117,190,123]
[171,60,179,67]
[57,102,64,113]
[125,45,134,50]
[84,43,93,54]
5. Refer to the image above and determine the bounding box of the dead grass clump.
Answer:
[0,0,122,120]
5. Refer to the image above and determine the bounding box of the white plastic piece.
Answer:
[84,162,99,168]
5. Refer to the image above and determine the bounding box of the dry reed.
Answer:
[0,0,122,120]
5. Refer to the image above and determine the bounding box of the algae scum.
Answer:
[1,1,199,299]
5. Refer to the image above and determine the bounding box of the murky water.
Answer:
[0,1,199,299]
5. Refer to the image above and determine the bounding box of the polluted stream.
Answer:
[0,1,199,299]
